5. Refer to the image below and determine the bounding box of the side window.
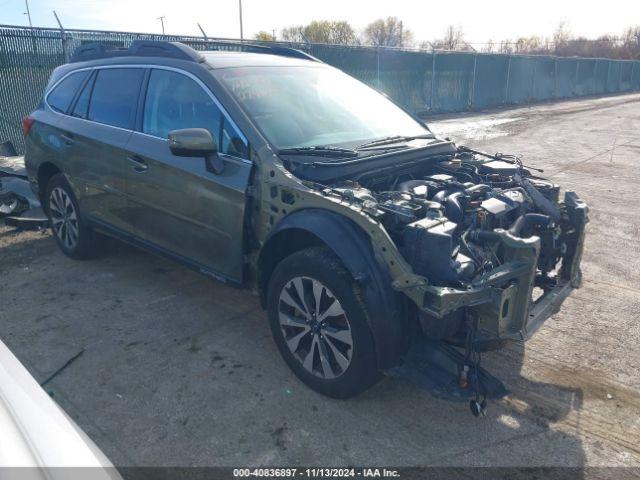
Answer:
[71,72,95,119]
[143,69,221,141]
[143,69,248,159]
[88,68,144,129]
[47,71,89,113]
[221,118,249,159]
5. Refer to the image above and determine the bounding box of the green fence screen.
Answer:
[2,25,640,153]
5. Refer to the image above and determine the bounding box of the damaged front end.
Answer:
[397,149,587,350]
[314,145,588,412]
[0,145,48,229]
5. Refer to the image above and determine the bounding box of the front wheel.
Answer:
[267,247,381,398]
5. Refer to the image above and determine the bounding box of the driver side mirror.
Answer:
[168,128,217,156]
[168,128,224,174]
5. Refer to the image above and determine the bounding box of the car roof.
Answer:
[49,43,324,88]
[68,41,321,69]
[202,51,322,69]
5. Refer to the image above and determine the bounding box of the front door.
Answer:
[124,68,252,283]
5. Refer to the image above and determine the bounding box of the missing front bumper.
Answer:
[409,191,587,345]
[512,276,577,341]
[386,336,509,402]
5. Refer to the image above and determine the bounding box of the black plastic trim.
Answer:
[71,41,205,63]
[69,40,318,65]
[86,215,242,288]
[262,209,409,369]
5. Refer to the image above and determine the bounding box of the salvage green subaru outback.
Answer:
[24,41,587,413]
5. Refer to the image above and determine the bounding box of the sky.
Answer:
[1,0,638,45]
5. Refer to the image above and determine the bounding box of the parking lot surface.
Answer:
[1,93,640,468]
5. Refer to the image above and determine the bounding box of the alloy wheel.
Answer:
[278,276,353,379]
[49,187,79,250]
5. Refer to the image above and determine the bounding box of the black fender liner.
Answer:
[262,209,410,370]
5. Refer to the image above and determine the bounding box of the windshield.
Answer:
[217,65,430,150]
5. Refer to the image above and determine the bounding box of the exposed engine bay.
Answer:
[332,148,566,287]
[315,146,587,349]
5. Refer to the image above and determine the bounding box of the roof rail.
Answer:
[70,41,205,63]
[206,41,320,62]
[70,40,319,64]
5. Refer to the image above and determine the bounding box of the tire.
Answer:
[267,247,381,398]
[45,173,101,259]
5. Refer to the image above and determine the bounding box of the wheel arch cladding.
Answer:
[37,162,61,199]
[259,209,410,369]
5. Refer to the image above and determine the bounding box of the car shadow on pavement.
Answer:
[366,339,586,470]
[0,229,587,470]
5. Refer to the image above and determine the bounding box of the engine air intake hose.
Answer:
[444,191,464,223]
[465,184,491,198]
[509,213,551,237]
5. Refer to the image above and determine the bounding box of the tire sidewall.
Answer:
[267,248,380,398]
[45,174,89,258]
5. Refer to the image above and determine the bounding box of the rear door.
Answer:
[59,67,144,232]
[124,67,252,283]
[37,69,91,185]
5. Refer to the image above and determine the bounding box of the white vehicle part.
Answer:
[0,340,120,478]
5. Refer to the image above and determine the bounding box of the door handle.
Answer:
[59,133,75,146]
[127,155,148,173]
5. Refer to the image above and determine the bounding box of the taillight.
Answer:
[22,116,35,137]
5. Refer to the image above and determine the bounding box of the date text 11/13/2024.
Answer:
[233,468,400,478]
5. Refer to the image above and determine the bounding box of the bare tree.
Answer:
[439,25,465,51]
[277,19,640,59]
[512,36,549,54]
[429,26,475,51]
[254,31,275,41]
[280,25,306,43]
[495,23,640,59]
[363,17,413,47]
[280,20,357,45]
[622,26,640,59]
[553,22,572,55]
[498,39,513,54]
[482,39,496,53]
[324,21,358,45]
[506,22,639,59]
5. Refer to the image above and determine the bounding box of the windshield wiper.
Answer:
[277,146,359,158]
[356,134,434,150]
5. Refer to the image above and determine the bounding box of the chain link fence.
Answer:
[2,24,640,154]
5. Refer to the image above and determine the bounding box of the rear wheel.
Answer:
[267,247,381,398]
[45,174,100,259]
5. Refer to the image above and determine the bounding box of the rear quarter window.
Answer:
[47,70,89,113]
[88,68,144,129]
[71,72,95,119]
